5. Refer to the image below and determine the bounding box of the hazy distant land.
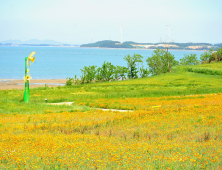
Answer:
[1,39,222,50]
[0,39,79,47]
[81,40,222,50]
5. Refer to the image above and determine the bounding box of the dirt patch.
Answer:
[0,79,67,90]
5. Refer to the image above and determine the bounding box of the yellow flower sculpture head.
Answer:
[23,74,32,82]
[27,51,36,67]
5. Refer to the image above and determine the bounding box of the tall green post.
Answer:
[23,51,36,103]
[24,57,29,102]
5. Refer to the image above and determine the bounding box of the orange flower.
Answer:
[23,74,32,82]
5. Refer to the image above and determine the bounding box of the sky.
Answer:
[0,0,221,45]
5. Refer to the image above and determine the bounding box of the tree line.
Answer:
[66,47,222,85]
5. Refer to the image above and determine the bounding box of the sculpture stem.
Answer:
[24,57,29,102]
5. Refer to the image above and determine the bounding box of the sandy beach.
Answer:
[0,79,67,90]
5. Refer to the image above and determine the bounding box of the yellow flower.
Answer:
[23,74,32,82]
[27,74,32,80]
[27,51,36,67]
[27,69,29,73]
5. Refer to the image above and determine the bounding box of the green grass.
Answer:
[0,88,91,115]
[189,61,222,70]
[1,62,222,114]
[185,61,222,75]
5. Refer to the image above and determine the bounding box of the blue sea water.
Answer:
[0,46,204,80]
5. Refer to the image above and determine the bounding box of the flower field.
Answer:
[1,63,222,169]
[76,93,222,110]
[0,93,222,169]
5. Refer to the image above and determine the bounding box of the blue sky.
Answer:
[0,0,221,44]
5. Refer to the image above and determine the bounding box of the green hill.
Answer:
[80,40,135,48]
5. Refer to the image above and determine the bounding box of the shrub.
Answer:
[66,77,74,86]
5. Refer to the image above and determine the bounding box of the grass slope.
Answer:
[1,62,222,114]
[186,62,222,76]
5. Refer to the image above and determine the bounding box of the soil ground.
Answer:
[0,79,66,90]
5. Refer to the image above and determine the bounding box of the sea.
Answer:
[0,46,204,80]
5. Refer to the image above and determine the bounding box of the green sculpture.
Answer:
[24,51,36,102]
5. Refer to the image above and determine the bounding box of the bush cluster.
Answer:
[200,46,222,63]
[68,53,154,85]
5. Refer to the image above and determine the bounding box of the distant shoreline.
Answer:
[79,46,207,52]
[0,45,79,47]
[0,45,207,51]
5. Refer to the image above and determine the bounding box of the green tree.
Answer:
[139,65,150,78]
[208,47,222,63]
[180,53,200,65]
[80,65,97,83]
[200,49,213,63]
[95,61,116,82]
[95,67,103,82]
[123,53,143,79]
[146,49,178,75]
[114,66,128,80]
[209,47,222,63]
[211,52,218,62]
[216,47,222,62]
[101,61,115,81]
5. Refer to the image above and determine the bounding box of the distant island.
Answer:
[0,43,79,47]
[0,39,79,47]
[1,39,221,50]
[80,40,222,50]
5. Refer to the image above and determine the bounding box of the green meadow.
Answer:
[1,62,222,115]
